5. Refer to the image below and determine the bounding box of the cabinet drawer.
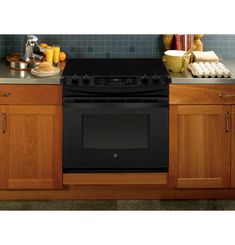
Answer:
[170,84,235,104]
[0,85,62,105]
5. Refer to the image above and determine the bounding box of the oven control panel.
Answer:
[63,74,170,87]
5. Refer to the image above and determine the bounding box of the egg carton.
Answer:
[188,62,231,78]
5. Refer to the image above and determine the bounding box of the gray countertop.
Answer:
[1,58,235,85]
[0,61,61,84]
[170,59,235,84]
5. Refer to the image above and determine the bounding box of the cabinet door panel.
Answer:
[231,106,235,187]
[169,105,231,188]
[0,106,8,188]
[0,105,62,189]
[9,111,53,179]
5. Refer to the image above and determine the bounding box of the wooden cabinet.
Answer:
[170,84,235,105]
[231,106,235,188]
[0,85,62,190]
[169,105,231,188]
[169,84,234,189]
[0,85,62,105]
[0,106,8,188]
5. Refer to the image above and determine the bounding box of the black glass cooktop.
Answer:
[62,58,169,76]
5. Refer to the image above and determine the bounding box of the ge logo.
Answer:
[113,153,118,158]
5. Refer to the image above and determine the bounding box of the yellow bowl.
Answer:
[163,50,191,73]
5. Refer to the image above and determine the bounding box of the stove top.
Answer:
[62,58,170,88]
[63,58,170,76]
[62,59,170,97]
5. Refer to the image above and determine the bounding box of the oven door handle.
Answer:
[63,102,168,109]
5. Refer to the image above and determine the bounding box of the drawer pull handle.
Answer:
[225,112,229,133]
[0,92,11,97]
[2,112,6,134]
[219,93,235,97]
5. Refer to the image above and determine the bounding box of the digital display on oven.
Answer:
[94,77,137,86]
[82,114,149,149]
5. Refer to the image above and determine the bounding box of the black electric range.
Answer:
[62,59,171,173]
[62,58,171,97]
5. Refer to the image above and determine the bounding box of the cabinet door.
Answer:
[231,106,235,187]
[169,105,231,188]
[0,106,8,188]
[0,105,62,189]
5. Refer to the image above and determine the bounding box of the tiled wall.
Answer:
[203,35,235,59]
[0,34,235,59]
[0,35,163,59]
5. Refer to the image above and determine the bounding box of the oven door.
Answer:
[63,98,168,172]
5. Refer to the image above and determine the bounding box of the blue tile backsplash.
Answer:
[0,34,235,59]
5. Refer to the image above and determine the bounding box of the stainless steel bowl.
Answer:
[9,60,39,70]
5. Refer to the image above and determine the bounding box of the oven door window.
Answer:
[82,114,149,149]
[63,104,168,172]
